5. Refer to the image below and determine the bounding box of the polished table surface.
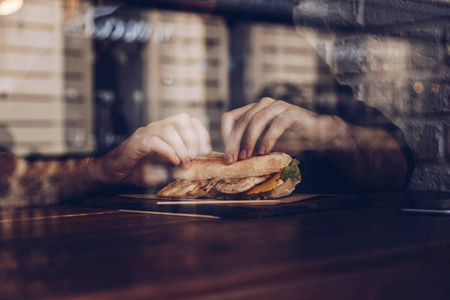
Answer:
[1,192,450,299]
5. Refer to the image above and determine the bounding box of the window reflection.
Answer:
[0,0,449,191]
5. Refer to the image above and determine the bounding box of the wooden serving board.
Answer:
[83,193,375,219]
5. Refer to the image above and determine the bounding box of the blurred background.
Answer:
[0,0,449,191]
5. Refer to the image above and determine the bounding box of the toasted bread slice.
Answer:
[268,168,301,199]
[157,178,218,198]
[214,174,271,194]
[173,152,292,181]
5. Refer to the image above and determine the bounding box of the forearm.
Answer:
[326,116,408,192]
[0,152,104,207]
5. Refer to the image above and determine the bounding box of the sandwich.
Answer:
[157,152,301,199]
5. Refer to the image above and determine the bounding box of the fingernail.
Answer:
[239,149,247,160]
[184,159,191,169]
[259,146,266,155]
[225,153,234,164]
[190,150,197,160]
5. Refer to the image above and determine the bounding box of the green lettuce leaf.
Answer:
[280,159,300,183]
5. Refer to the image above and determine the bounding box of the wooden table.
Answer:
[1,192,450,299]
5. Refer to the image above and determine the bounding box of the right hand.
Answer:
[221,97,340,164]
[96,113,212,186]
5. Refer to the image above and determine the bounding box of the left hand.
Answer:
[221,97,340,164]
[95,113,212,187]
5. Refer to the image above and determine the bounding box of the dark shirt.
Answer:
[258,81,414,193]
[299,82,414,193]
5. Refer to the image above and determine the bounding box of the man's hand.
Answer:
[221,97,338,164]
[221,97,408,192]
[96,113,212,186]
[0,113,212,207]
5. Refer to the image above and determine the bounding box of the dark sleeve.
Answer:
[336,83,414,190]
[296,82,415,193]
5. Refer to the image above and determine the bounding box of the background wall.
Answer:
[293,0,450,192]
[1,0,449,193]
[0,0,94,156]
[143,10,229,150]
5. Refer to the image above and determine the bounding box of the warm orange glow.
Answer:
[245,172,281,196]
[65,0,80,19]
[431,83,440,94]
[0,0,23,16]
[413,82,424,94]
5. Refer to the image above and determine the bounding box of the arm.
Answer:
[0,153,104,205]
[221,98,408,193]
[0,113,211,206]
[322,115,407,191]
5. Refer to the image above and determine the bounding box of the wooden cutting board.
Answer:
[83,193,373,218]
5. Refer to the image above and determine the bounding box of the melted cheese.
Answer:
[244,172,281,196]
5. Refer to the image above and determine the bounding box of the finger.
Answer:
[178,118,200,160]
[165,113,199,160]
[143,136,181,166]
[241,103,289,157]
[225,98,275,163]
[221,103,255,146]
[192,117,212,155]
[259,115,294,154]
[156,124,191,169]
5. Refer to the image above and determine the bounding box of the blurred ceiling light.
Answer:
[0,0,23,16]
